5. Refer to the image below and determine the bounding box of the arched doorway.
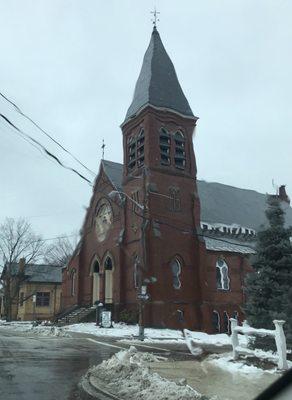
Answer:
[104,255,114,304]
[91,259,100,305]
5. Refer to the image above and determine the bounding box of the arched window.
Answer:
[104,255,114,304]
[212,310,220,333]
[216,258,230,290]
[233,310,239,320]
[160,127,171,166]
[91,259,100,305]
[223,311,230,334]
[174,131,186,169]
[169,187,181,211]
[127,128,145,170]
[133,255,140,289]
[71,269,76,297]
[170,257,182,289]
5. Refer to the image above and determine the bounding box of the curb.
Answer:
[80,374,122,400]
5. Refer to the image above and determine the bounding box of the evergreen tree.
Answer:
[244,196,292,348]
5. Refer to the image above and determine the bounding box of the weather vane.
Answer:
[101,139,105,159]
[151,7,160,28]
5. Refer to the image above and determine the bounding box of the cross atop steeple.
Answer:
[101,139,105,159]
[151,7,160,28]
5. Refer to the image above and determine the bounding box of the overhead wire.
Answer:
[0,113,93,185]
[0,91,96,177]
[0,92,255,250]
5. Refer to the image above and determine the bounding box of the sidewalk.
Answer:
[150,357,279,400]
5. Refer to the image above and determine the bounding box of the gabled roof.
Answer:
[197,180,292,230]
[101,160,292,232]
[101,160,123,191]
[6,263,62,284]
[124,27,195,123]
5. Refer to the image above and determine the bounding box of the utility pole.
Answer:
[138,167,149,341]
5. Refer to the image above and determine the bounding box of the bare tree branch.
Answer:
[0,217,44,321]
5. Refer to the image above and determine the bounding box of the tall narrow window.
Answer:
[160,128,171,166]
[223,311,230,334]
[71,270,76,296]
[131,190,140,213]
[128,128,145,170]
[212,310,220,333]
[92,260,100,305]
[104,256,114,304]
[174,131,186,169]
[216,258,230,290]
[169,187,181,211]
[137,128,144,167]
[170,257,182,289]
[127,136,136,170]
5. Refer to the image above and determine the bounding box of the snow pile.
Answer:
[29,325,71,337]
[0,321,70,337]
[88,346,203,400]
[207,353,277,375]
[183,330,247,347]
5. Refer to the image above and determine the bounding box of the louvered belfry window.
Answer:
[160,127,171,166]
[128,128,144,170]
[174,131,186,169]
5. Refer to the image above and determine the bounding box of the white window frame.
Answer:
[216,259,230,290]
[170,257,182,290]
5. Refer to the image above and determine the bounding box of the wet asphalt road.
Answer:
[0,329,119,400]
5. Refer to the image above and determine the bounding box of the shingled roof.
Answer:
[101,160,292,232]
[6,263,62,284]
[124,27,195,123]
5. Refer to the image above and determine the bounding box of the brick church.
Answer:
[61,27,292,333]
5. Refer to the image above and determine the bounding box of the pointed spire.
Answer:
[124,28,195,123]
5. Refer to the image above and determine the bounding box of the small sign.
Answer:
[137,293,150,301]
[141,285,147,295]
[32,295,36,303]
[101,311,112,328]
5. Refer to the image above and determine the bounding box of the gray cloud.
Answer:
[0,0,291,240]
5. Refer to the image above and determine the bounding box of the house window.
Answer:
[169,187,181,211]
[216,258,230,290]
[174,131,186,169]
[160,128,171,166]
[19,292,24,307]
[36,292,50,307]
[212,310,220,333]
[170,257,182,289]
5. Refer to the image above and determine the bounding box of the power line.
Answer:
[0,91,96,177]
[0,113,93,185]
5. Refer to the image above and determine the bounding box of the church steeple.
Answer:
[124,27,195,123]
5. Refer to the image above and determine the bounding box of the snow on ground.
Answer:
[66,322,248,346]
[207,353,276,375]
[88,346,203,400]
[0,321,70,337]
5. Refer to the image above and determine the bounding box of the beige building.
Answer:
[1,262,62,321]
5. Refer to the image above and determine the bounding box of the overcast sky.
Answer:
[0,0,291,242]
